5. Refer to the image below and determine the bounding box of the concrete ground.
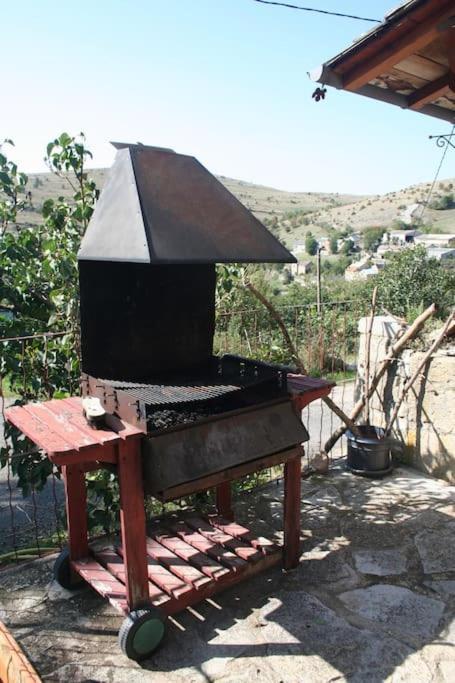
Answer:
[0,461,454,683]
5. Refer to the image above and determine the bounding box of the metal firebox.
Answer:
[78,143,307,497]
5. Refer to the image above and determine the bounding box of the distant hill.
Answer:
[295,178,455,239]
[14,170,455,245]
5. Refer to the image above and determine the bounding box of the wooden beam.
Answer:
[343,5,455,92]
[447,27,455,73]
[408,73,454,109]
[283,451,302,571]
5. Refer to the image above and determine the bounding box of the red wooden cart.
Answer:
[6,377,332,661]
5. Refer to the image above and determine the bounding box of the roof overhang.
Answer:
[310,0,455,123]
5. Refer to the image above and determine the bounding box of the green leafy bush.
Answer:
[374,246,455,319]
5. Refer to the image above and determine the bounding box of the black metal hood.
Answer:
[78,143,295,264]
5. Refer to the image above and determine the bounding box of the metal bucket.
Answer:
[346,425,393,477]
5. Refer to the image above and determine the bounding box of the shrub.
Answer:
[374,246,455,319]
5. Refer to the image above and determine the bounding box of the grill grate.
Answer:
[111,380,242,406]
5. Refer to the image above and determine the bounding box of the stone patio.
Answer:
[0,462,454,682]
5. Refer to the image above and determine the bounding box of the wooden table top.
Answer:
[5,396,142,462]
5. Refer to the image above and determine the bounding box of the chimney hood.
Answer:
[78,143,295,264]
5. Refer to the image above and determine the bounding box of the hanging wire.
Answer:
[251,0,381,23]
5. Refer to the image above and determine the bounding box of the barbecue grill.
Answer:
[6,143,334,662]
[78,143,310,496]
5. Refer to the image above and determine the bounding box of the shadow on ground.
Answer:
[0,462,454,682]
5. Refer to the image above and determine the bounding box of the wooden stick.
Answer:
[386,310,454,435]
[323,395,361,435]
[244,280,362,436]
[324,303,437,453]
[245,282,307,372]
[364,286,378,425]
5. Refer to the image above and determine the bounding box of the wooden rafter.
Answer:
[342,5,455,92]
[408,72,455,109]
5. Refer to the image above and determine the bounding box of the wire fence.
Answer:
[0,300,366,566]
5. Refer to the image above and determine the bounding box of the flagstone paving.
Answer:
[0,462,454,682]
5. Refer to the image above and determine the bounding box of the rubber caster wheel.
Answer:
[119,607,166,661]
[53,549,84,590]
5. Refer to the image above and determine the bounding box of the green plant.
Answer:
[0,133,100,527]
[0,139,30,236]
[363,226,385,252]
[374,246,455,319]
[305,233,318,256]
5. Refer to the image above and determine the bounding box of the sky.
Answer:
[2,0,454,195]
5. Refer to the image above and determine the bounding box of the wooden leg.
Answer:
[216,481,234,520]
[62,464,89,561]
[283,450,302,570]
[117,438,150,610]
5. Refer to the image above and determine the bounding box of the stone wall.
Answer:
[356,316,455,483]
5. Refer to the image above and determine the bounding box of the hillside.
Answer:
[297,178,455,239]
[17,168,365,229]
[13,170,455,244]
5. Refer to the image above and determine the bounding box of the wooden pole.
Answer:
[324,302,437,453]
[316,247,322,315]
[244,280,361,436]
[117,439,150,609]
[283,450,302,570]
[386,310,454,435]
[364,286,378,425]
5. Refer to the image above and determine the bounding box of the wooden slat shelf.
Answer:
[86,516,281,617]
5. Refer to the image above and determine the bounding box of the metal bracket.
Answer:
[429,132,455,150]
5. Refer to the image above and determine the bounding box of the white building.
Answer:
[385,229,420,245]
[426,247,455,261]
[345,256,382,281]
[289,260,312,277]
[414,233,455,248]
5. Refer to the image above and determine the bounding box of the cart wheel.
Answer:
[53,549,84,590]
[118,607,165,661]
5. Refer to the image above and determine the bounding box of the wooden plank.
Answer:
[46,444,117,467]
[408,73,453,109]
[146,538,212,589]
[55,398,121,446]
[283,453,302,571]
[64,395,144,440]
[94,548,169,607]
[71,557,128,613]
[159,446,302,502]
[287,375,334,392]
[118,543,192,599]
[207,516,279,555]
[342,5,455,91]
[117,439,150,609]
[186,518,261,563]
[62,464,89,561]
[216,481,233,521]
[152,530,230,581]
[147,555,194,599]
[5,405,76,456]
[394,54,447,81]
[447,25,455,76]
[21,402,95,451]
[0,619,42,683]
[161,551,281,617]
[171,521,248,571]
[418,34,449,67]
